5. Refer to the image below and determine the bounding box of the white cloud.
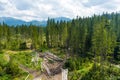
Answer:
[0,0,120,21]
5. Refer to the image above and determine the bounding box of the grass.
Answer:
[2,49,32,55]
[11,51,33,69]
[77,62,93,75]
[49,48,66,58]
[0,50,41,80]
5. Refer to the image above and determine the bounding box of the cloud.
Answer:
[0,0,120,21]
[82,0,108,7]
[0,1,6,10]
[0,5,4,10]
[10,0,34,10]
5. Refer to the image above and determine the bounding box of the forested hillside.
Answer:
[0,12,120,80]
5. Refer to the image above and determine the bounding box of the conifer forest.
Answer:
[0,12,120,80]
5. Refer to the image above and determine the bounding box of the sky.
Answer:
[0,0,120,21]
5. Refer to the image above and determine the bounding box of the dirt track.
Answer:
[20,51,67,80]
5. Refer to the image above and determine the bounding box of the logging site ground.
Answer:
[0,47,120,80]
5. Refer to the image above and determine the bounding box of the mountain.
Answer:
[54,17,71,22]
[27,20,47,26]
[0,17,26,26]
[0,17,46,26]
[0,17,71,26]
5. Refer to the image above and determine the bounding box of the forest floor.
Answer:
[20,64,62,80]
[2,49,120,80]
[19,64,42,80]
[112,64,120,68]
[19,51,66,80]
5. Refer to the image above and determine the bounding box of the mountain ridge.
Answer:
[0,17,71,26]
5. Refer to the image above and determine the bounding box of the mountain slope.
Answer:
[0,17,71,26]
[0,17,26,26]
[54,17,71,22]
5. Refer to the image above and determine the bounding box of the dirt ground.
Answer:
[34,72,62,80]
